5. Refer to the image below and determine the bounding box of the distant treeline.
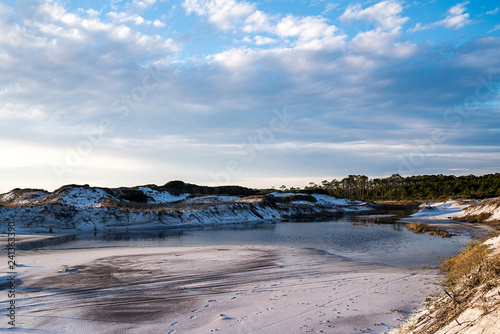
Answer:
[295,174,500,201]
[44,175,499,203]
[162,174,500,202]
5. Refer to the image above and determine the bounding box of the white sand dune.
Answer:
[1,245,441,333]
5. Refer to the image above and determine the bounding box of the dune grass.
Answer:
[397,239,500,333]
[442,240,495,287]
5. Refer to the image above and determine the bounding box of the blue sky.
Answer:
[1,0,499,192]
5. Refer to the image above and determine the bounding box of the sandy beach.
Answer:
[1,245,442,333]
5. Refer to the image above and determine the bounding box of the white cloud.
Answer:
[339,1,416,56]
[391,41,419,58]
[210,47,258,69]
[153,19,166,28]
[254,35,276,45]
[0,0,179,130]
[183,0,343,51]
[438,2,471,30]
[486,7,499,15]
[348,28,416,58]
[408,22,425,32]
[408,2,472,32]
[323,3,339,15]
[133,0,157,9]
[107,12,146,25]
[489,25,500,33]
[183,0,255,30]
[340,1,408,32]
[270,15,344,51]
[275,15,337,40]
[242,10,272,33]
[86,9,102,17]
[0,103,45,120]
[344,55,375,69]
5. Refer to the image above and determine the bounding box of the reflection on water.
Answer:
[14,216,471,267]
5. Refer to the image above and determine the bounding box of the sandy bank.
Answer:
[0,245,441,333]
[393,234,500,334]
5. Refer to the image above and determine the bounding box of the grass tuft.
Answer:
[442,240,493,287]
[405,222,452,238]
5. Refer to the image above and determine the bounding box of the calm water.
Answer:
[19,215,472,267]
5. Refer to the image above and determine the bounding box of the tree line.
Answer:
[290,173,500,201]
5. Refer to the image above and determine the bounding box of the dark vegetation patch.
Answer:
[159,180,258,197]
[115,189,150,203]
[455,212,493,224]
[405,223,452,238]
[455,212,500,229]
[372,201,422,215]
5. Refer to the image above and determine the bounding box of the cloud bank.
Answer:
[0,0,499,192]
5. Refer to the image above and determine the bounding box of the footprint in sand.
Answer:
[171,322,178,326]
[231,296,237,300]
[189,315,196,320]
[191,309,198,313]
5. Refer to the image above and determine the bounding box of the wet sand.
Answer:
[0,233,57,250]
[1,246,441,333]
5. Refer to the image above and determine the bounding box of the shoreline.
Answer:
[0,210,404,252]
[1,245,442,333]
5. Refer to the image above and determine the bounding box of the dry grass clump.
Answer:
[397,241,500,333]
[455,212,500,228]
[455,212,492,224]
[405,222,452,238]
[442,241,493,286]
[274,194,317,203]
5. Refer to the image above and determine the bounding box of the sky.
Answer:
[0,0,499,192]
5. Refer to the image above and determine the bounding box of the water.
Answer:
[19,215,472,267]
